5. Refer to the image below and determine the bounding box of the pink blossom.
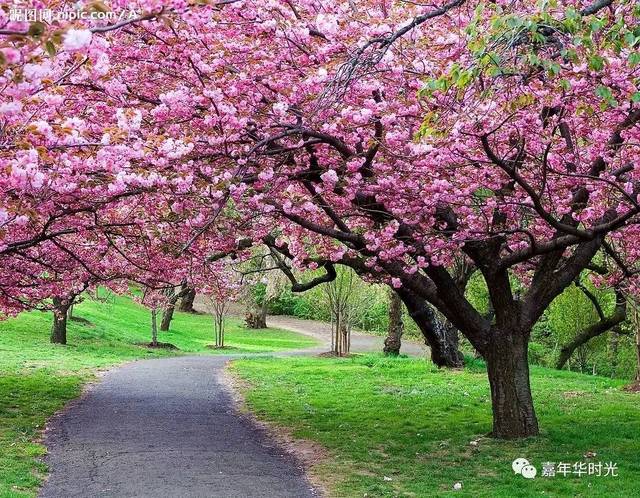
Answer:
[63,29,93,51]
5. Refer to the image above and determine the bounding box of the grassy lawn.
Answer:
[230,355,640,497]
[0,293,318,497]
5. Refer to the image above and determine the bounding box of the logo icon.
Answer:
[513,458,537,479]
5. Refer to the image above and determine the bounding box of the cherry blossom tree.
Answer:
[3,0,640,439]
[201,265,240,348]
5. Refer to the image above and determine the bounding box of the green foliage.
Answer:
[265,275,422,338]
[464,270,637,379]
[527,342,547,365]
[0,294,318,497]
[232,355,640,497]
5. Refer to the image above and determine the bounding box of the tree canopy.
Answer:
[1,0,638,437]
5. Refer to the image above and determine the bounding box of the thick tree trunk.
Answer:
[485,331,539,439]
[397,289,464,367]
[50,297,70,345]
[160,305,175,332]
[384,290,404,355]
[178,287,196,312]
[245,302,267,329]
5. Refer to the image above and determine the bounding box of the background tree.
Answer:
[178,286,197,313]
[322,267,372,356]
[202,268,239,348]
[160,284,192,331]
[555,283,627,370]
[240,251,287,329]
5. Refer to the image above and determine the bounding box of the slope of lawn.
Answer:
[230,355,640,498]
[0,294,318,497]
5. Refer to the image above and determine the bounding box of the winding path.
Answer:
[40,355,317,498]
[39,313,428,497]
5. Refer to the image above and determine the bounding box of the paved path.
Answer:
[194,298,429,358]
[40,355,317,498]
[265,314,428,357]
[40,308,428,497]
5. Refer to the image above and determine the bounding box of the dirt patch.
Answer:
[205,345,238,351]
[141,342,179,350]
[317,351,356,358]
[623,381,640,393]
[222,363,330,497]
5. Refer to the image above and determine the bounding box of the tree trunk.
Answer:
[151,309,158,347]
[160,305,175,332]
[178,287,196,312]
[397,289,464,367]
[485,331,539,439]
[50,297,70,345]
[245,302,267,329]
[384,290,404,355]
[341,322,349,355]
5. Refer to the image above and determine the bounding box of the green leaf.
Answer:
[595,85,613,99]
[546,62,561,77]
[588,54,605,71]
[45,41,57,57]
[27,22,46,38]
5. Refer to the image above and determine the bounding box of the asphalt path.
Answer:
[40,311,428,497]
[39,355,317,498]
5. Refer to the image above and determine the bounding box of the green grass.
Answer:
[231,355,640,497]
[0,294,318,497]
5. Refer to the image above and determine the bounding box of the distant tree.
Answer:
[323,267,370,356]
[160,284,192,331]
[241,251,287,329]
[556,282,627,370]
[178,286,197,313]
[201,270,239,347]
[50,296,72,345]
[208,294,228,348]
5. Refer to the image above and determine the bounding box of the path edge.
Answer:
[221,360,330,498]
[35,359,144,493]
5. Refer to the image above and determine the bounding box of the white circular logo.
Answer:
[521,464,537,479]
[512,458,536,479]
[512,458,530,474]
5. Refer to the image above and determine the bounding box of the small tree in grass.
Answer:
[150,308,159,348]
[323,267,369,356]
[140,287,173,348]
[202,268,240,349]
[209,295,228,348]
